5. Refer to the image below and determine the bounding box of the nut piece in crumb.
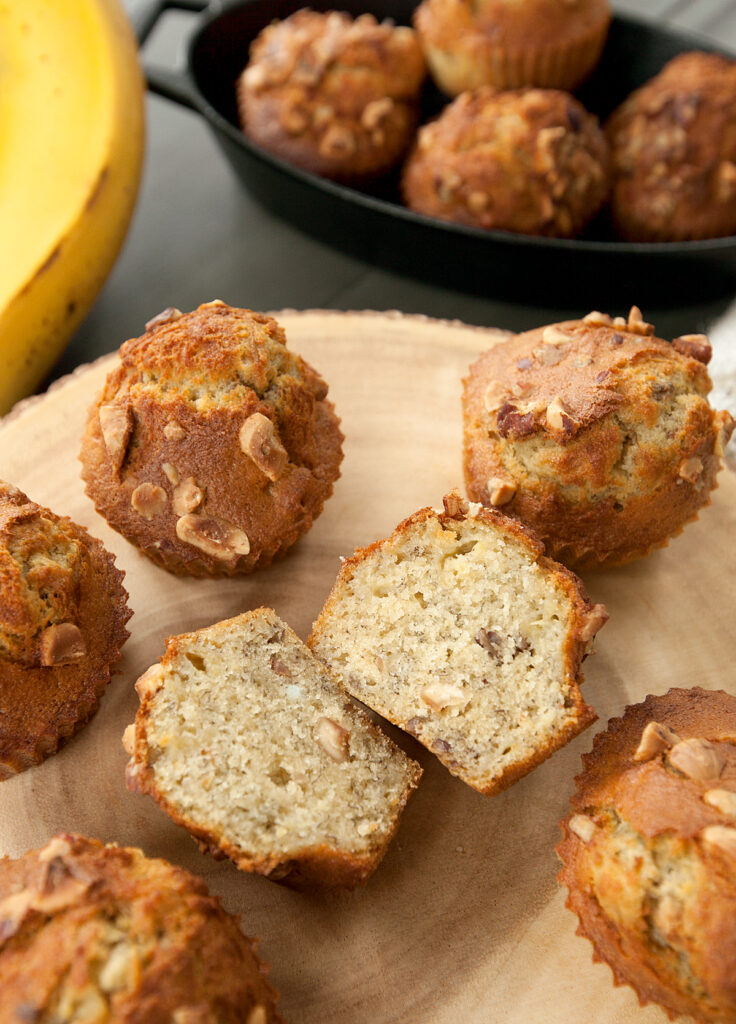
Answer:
[239,413,289,482]
[678,457,703,484]
[703,788,736,817]
[700,824,736,857]
[314,716,350,762]
[487,476,516,506]
[172,477,204,516]
[39,623,86,667]
[569,814,596,842]
[131,483,168,520]
[421,682,469,711]
[175,515,250,561]
[667,737,726,781]
[577,604,609,644]
[98,403,132,471]
[633,720,681,762]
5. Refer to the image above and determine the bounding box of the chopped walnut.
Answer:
[421,682,469,711]
[442,492,468,517]
[569,814,596,842]
[281,104,309,135]
[98,403,132,472]
[145,307,183,331]
[541,324,571,346]
[672,333,712,364]
[703,788,736,817]
[39,623,86,666]
[678,457,703,484]
[319,124,356,157]
[173,477,204,516]
[246,1006,267,1024]
[175,515,250,561]
[577,604,608,644]
[467,191,489,213]
[717,159,736,202]
[161,462,179,485]
[122,723,136,756]
[131,483,168,520]
[483,380,508,414]
[700,824,736,857]
[487,476,516,506]
[239,413,289,481]
[135,664,166,700]
[163,420,186,441]
[668,738,726,781]
[361,97,393,130]
[714,410,736,457]
[582,310,612,327]
[534,345,566,366]
[546,396,577,432]
[314,717,350,762]
[633,721,681,762]
[626,305,655,335]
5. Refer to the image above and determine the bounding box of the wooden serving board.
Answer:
[1,310,734,1024]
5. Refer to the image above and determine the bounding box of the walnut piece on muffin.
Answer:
[79,301,344,577]
[0,481,130,779]
[558,688,736,1024]
[237,9,426,182]
[124,608,422,890]
[606,51,736,241]
[413,0,611,96]
[402,87,610,237]
[0,833,282,1022]
[463,307,736,569]
[309,492,607,797]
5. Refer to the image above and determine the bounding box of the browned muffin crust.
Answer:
[0,833,283,1024]
[402,87,610,237]
[463,307,735,569]
[79,302,343,577]
[309,492,606,796]
[0,482,130,779]
[237,10,425,182]
[606,51,736,241]
[413,0,611,95]
[558,688,736,1024]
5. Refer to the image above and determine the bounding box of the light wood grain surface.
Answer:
[1,312,734,1024]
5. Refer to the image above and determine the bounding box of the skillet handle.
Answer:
[130,0,210,111]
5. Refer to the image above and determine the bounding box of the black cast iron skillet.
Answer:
[134,0,736,305]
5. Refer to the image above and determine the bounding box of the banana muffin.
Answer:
[80,302,343,577]
[413,0,611,96]
[124,608,422,890]
[606,51,736,241]
[309,492,607,796]
[0,481,130,779]
[463,307,735,569]
[237,10,426,181]
[558,688,736,1024]
[402,87,610,237]
[0,832,282,1023]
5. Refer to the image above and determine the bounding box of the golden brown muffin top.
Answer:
[0,833,282,1024]
[0,482,89,667]
[242,9,425,120]
[468,307,719,443]
[606,51,736,240]
[415,0,611,50]
[404,87,609,236]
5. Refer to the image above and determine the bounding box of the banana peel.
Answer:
[0,0,145,414]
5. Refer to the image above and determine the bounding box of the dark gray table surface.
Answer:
[53,0,736,382]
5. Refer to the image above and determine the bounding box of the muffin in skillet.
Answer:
[79,301,343,577]
[462,307,735,568]
[413,0,611,97]
[402,87,610,238]
[606,51,736,241]
[0,481,130,779]
[558,688,736,1024]
[238,9,426,182]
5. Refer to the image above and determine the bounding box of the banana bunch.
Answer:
[0,0,145,414]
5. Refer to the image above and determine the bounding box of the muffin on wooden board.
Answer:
[558,688,736,1024]
[413,0,611,96]
[0,481,130,780]
[402,87,610,238]
[606,51,736,241]
[124,608,422,891]
[0,832,282,1024]
[309,492,607,797]
[238,10,425,182]
[463,307,735,569]
[80,301,343,577]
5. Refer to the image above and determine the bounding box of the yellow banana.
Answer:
[0,0,145,414]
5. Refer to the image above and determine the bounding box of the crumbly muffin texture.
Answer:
[606,51,736,241]
[309,493,606,796]
[558,688,736,1024]
[0,482,130,779]
[124,608,422,890]
[402,87,610,238]
[413,0,611,95]
[238,10,425,181]
[463,307,735,568]
[0,833,282,1024]
[80,302,343,577]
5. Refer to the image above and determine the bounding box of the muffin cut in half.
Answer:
[124,608,422,890]
[558,688,736,1024]
[0,833,282,1023]
[309,492,607,796]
